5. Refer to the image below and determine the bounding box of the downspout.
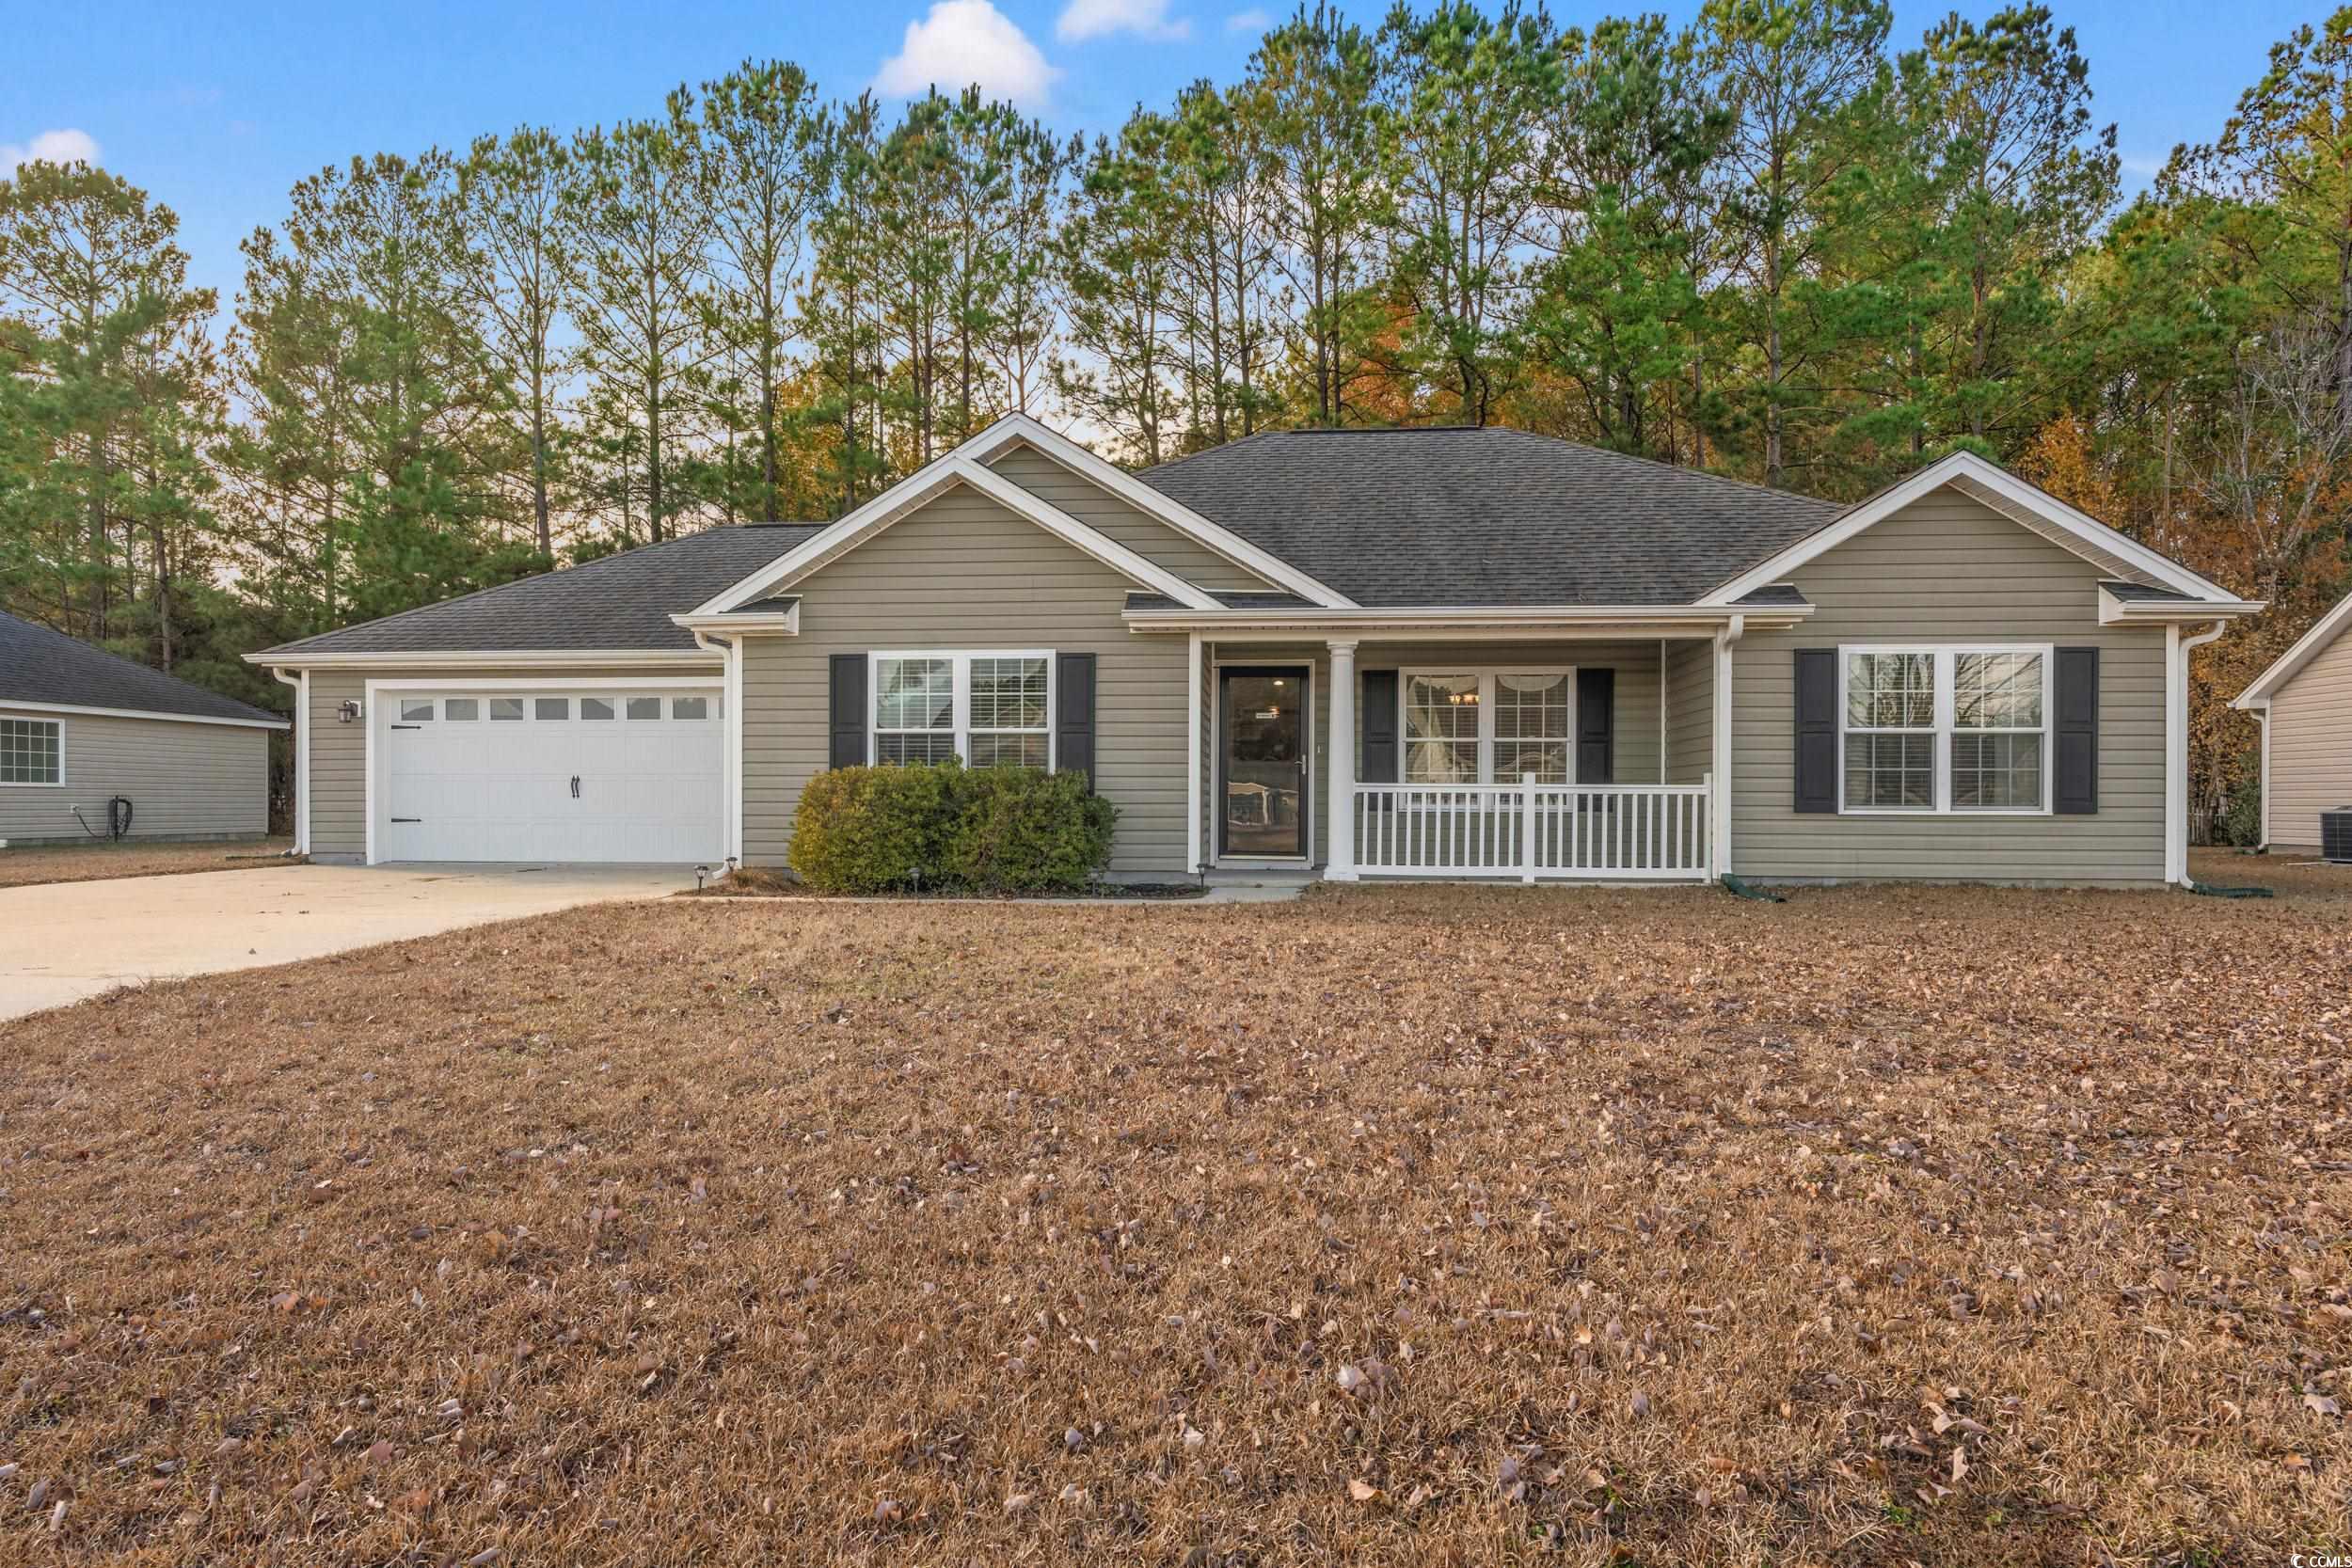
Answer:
[1710,614,1744,879]
[2170,619,2228,885]
[2249,698,2272,852]
[269,666,308,856]
[689,630,744,869]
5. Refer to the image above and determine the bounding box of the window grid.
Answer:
[1839,646,2050,815]
[1405,671,1574,784]
[0,718,61,784]
[872,653,1052,769]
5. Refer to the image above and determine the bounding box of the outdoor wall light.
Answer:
[338,699,362,723]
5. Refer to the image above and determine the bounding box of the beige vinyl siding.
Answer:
[1662,639,1714,784]
[304,665,714,860]
[741,482,1190,874]
[0,706,270,844]
[2265,625,2352,852]
[987,443,1274,594]
[1730,490,2169,882]
[1203,641,1666,867]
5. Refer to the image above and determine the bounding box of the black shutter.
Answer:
[1576,668,1615,784]
[828,654,867,769]
[1793,648,1838,814]
[1360,670,1400,784]
[1057,652,1097,788]
[2054,645,2099,815]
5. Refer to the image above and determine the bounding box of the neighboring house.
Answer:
[1,610,289,846]
[246,414,2261,885]
[2232,591,2352,855]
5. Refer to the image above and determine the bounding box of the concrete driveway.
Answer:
[0,863,694,1022]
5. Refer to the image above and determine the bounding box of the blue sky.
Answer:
[2,0,2319,309]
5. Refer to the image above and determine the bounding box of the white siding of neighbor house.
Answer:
[302,665,715,861]
[1730,490,2170,883]
[2265,625,2352,853]
[740,481,1192,874]
[0,705,271,844]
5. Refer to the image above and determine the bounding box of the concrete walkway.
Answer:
[0,863,691,1022]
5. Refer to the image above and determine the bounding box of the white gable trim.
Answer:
[694,452,1222,614]
[2233,590,2352,709]
[1702,451,2241,607]
[957,414,1355,608]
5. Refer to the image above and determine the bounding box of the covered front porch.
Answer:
[1134,598,1808,883]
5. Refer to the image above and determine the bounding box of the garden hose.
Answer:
[1720,873,1785,903]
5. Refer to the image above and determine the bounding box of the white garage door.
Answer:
[378,688,723,863]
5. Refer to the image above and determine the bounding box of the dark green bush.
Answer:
[786,762,956,893]
[787,759,1117,894]
[939,764,1118,892]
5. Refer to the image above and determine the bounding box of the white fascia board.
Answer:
[1122,604,1806,636]
[244,649,719,670]
[695,453,1221,613]
[957,414,1356,609]
[2099,585,2267,627]
[1703,451,2240,606]
[2233,590,2352,708]
[670,606,800,637]
[0,697,288,731]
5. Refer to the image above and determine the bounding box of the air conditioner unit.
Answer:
[2323,807,2352,864]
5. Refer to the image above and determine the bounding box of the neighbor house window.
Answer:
[1841,646,2048,814]
[1404,671,1572,784]
[872,652,1053,768]
[0,718,61,785]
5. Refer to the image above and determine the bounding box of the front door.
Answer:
[1219,666,1310,859]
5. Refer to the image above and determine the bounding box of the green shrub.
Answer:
[939,764,1118,892]
[787,760,1117,895]
[787,762,957,892]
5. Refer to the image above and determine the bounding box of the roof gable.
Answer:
[1704,451,2241,606]
[2235,590,2352,708]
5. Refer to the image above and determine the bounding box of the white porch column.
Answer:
[1326,639,1358,879]
[1709,617,1743,879]
[1185,633,1203,875]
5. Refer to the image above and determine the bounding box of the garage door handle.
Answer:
[390,816,421,823]
[570,774,580,799]
[390,723,421,731]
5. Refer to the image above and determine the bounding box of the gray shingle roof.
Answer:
[2099,579,2194,603]
[0,610,284,724]
[1732,584,1810,608]
[1122,590,1322,611]
[258,525,824,657]
[1137,427,1839,607]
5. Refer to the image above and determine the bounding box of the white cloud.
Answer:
[876,1,1061,108]
[1225,8,1271,34]
[1,128,100,176]
[1057,0,1191,43]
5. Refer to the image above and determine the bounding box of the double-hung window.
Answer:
[1403,671,1572,784]
[0,717,62,785]
[1840,645,2049,814]
[872,652,1052,768]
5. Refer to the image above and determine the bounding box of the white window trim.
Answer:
[1836,643,2053,816]
[0,714,64,787]
[1398,668,1577,785]
[867,650,1055,769]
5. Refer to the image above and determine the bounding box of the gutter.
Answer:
[242,648,721,671]
[1122,604,1810,635]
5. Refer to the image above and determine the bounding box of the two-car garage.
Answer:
[373,684,724,864]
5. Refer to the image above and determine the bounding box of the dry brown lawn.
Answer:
[3,863,2349,1565]
[0,837,294,890]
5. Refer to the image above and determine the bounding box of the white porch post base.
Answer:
[1326,639,1358,879]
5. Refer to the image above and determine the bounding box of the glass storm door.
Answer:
[1220,667,1310,859]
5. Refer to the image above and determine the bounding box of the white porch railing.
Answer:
[1351,774,1712,880]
